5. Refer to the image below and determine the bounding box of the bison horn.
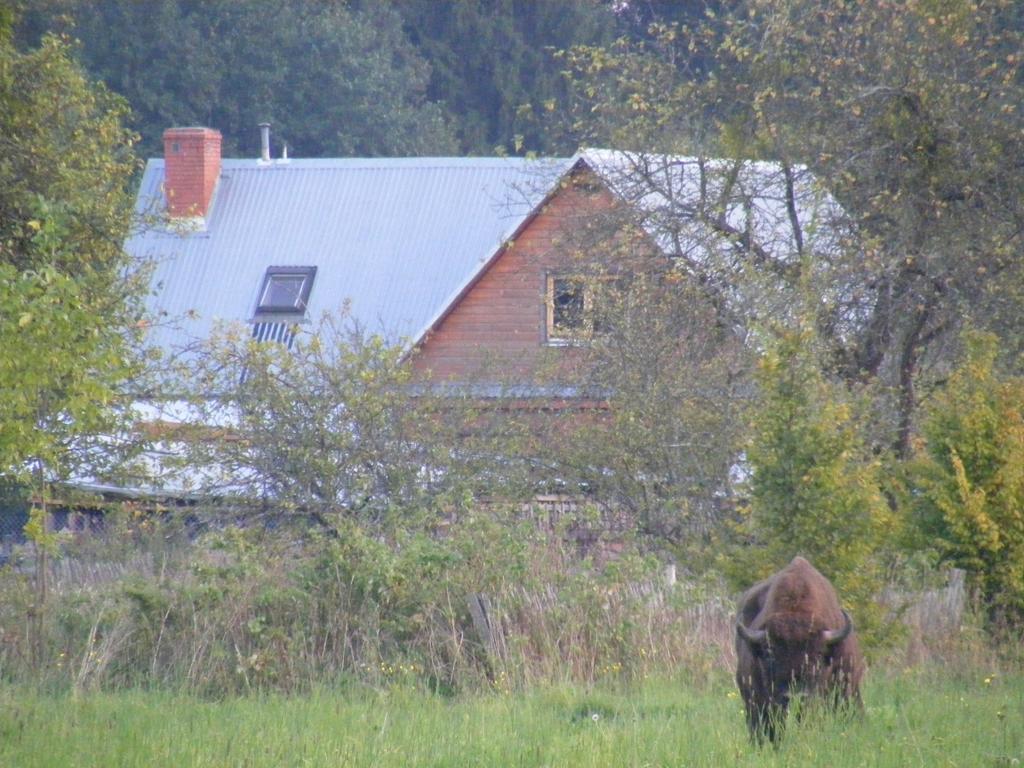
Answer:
[736,620,768,646]
[822,609,853,646]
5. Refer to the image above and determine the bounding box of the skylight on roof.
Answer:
[256,266,316,314]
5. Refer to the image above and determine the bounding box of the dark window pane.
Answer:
[552,277,585,332]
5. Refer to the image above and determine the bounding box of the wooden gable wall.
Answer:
[411,170,616,383]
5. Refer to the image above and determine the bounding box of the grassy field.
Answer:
[0,670,1020,767]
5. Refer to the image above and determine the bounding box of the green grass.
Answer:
[0,671,1021,767]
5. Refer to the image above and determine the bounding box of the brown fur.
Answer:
[734,557,865,742]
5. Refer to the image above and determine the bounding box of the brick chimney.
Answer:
[162,127,222,217]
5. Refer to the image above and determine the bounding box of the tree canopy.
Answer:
[374,0,620,154]
[0,30,143,484]
[560,0,1024,457]
[15,0,627,158]
[16,0,460,159]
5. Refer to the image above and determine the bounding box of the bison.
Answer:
[734,556,864,743]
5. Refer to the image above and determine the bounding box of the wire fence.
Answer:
[0,506,28,542]
[0,500,108,563]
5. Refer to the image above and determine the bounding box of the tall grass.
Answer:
[0,515,742,695]
[0,671,1020,767]
[0,510,1001,696]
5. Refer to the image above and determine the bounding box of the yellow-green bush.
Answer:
[733,326,899,648]
[909,331,1024,626]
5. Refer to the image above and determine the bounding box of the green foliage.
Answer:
[557,34,704,153]
[0,264,133,474]
[372,0,619,154]
[909,332,1024,623]
[0,32,143,484]
[22,504,64,556]
[19,0,457,159]
[534,246,751,550]
[17,1,622,157]
[560,0,1024,458]
[0,504,725,695]
[739,326,896,643]
[171,313,496,532]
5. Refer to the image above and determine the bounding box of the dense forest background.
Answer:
[11,0,714,158]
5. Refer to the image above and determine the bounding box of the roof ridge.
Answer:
[149,156,572,168]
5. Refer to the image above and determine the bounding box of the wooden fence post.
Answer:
[664,563,677,589]
[466,592,505,679]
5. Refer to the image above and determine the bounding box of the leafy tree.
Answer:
[739,325,896,642]
[614,0,723,34]
[909,332,1024,624]
[0,28,143,662]
[559,0,1024,458]
[372,0,620,154]
[529,216,751,552]
[0,31,143,487]
[18,0,457,159]
[166,314,512,534]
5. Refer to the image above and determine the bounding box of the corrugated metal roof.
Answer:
[127,156,575,356]
[127,150,839,360]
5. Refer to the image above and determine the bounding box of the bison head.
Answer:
[736,609,853,712]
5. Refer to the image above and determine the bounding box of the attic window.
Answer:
[546,273,618,344]
[547,275,586,341]
[256,266,316,314]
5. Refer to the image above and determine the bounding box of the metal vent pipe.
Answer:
[259,123,271,162]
